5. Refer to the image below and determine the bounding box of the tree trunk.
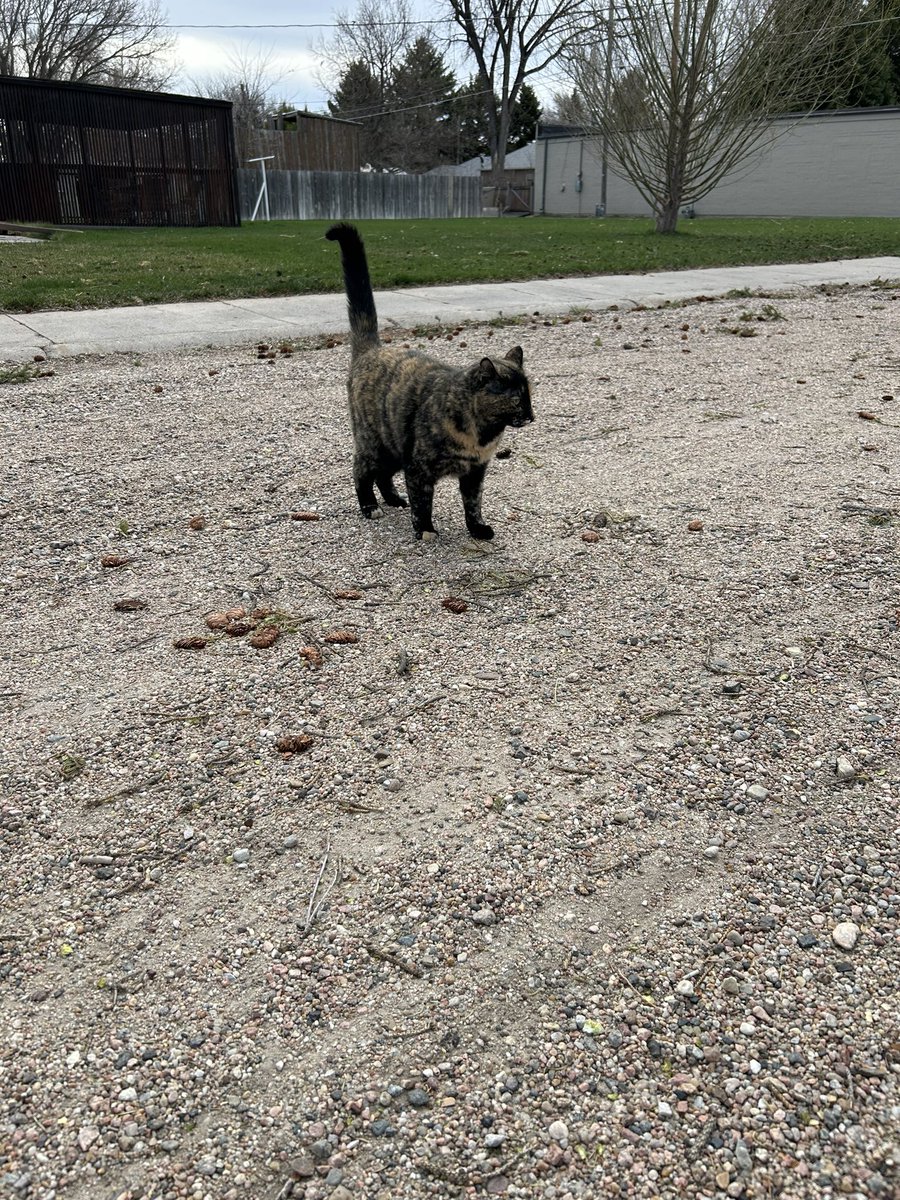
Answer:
[655,197,680,233]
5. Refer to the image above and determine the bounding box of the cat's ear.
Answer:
[470,357,498,387]
[504,346,524,368]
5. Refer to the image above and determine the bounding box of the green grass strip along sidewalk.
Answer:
[2,216,899,313]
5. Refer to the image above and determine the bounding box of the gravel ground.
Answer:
[1,284,898,1200]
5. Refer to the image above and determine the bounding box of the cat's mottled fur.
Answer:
[325,222,534,540]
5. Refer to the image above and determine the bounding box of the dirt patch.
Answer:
[1,288,898,1200]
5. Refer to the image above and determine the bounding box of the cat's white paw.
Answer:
[420,530,438,542]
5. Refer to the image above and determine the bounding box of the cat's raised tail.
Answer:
[325,222,380,356]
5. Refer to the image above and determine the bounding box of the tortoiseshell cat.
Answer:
[325,222,534,540]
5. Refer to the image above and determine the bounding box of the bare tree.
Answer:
[318,0,419,169]
[319,0,418,96]
[445,0,591,179]
[0,0,174,87]
[562,0,891,233]
[191,48,283,166]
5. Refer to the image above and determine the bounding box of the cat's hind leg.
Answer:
[376,469,408,508]
[459,465,494,540]
[353,450,381,519]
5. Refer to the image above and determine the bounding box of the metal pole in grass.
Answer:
[247,155,275,221]
[599,0,615,218]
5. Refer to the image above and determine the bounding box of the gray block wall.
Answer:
[535,109,900,218]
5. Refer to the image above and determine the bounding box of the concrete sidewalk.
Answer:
[2,255,898,362]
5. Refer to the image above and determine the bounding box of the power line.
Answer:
[43,8,900,35]
[330,85,494,121]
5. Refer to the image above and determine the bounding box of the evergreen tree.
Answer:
[452,77,493,162]
[508,83,542,149]
[387,37,457,171]
[329,59,391,168]
[843,0,900,105]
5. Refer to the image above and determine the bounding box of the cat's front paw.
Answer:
[468,522,494,541]
[361,505,383,520]
[417,530,438,542]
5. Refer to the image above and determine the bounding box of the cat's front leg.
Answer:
[404,468,437,540]
[459,465,494,540]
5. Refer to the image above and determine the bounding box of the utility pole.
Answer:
[599,0,614,215]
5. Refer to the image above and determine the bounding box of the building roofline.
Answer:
[538,106,900,140]
[0,73,232,109]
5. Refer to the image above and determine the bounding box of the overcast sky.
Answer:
[164,0,441,112]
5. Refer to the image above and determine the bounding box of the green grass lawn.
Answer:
[2,216,899,313]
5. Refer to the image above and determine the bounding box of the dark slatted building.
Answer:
[0,76,239,227]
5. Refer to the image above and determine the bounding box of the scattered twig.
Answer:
[85,772,165,809]
[303,837,339,933]
[839,501,898,519]
[143,711,209,726]
[702,637,725,675]
[419,1147,527,1189]
[387,1022,435,1040]
[365,943,424,979]
[614,964,655,1006]
[639,707,687,723]
[334,798,383,814]
[117,632,163,652]
[293,572,338,602]
[113,843,192,896]
[8,641,79,656]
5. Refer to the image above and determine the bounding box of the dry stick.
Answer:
[117,633,163,653]
[86,772,166,809]
[293,572,339,602]
[364,943,424,979]
[304,838,340,933]
[387,1022,435,1040]
[639,707,688,722]
[615,964,654,1006]
[420,1147,527,1189]
[144,712,209,725]
[8,641,80,656]
[334,798,383,814]
[113,844,193,895]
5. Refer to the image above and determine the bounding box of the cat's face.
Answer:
[468,346,534,431]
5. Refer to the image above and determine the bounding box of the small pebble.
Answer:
[832,921,860,950]
[548,1119,568,1143]
[835,755,855,781]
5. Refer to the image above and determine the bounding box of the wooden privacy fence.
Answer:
[236,168,482,220]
